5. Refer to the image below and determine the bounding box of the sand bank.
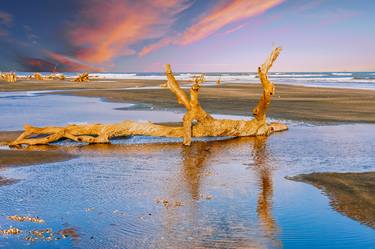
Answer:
[1,79,375,123]
[54,82,375,123]
[0,132,76,169]
[0,150,76,168]
[289,172,375,229]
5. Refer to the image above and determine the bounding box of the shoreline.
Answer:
[0,149,76,173]
[1,78,375,168]
[0,83,374,231]
[53,81,375,124]
[0,132,76,174]
[289,172,375,229]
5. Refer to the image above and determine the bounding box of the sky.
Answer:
[0,0,374,72]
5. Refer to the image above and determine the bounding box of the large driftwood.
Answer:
[10,48,287,147]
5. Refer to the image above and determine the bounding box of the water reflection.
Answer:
[252,137,281,248]
[3,125,375,248]
[24,138,280,248]
[154,137,281,248]
[181,142,211,200]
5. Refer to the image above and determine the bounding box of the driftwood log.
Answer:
[10,47,287,147]
[0,72,17,83]
[26,73,65,80]
[73,72,89,82]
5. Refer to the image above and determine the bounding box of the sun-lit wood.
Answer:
[73,72,89,82]
[10,48,287,147]
[0,72,17,83]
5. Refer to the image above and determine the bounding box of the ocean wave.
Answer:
[277,77,375,83]
[177,73,194,77]
[332,73,352,76]
[90,73,137,79]
[268,74,327,77]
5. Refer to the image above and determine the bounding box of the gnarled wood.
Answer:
[1,72,17,83]
[73,72,89,82]
[26,73,65,81]
[34,73,43,80]
[10,47,287,148]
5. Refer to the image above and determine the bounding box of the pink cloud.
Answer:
[223,23,247,35]
[70,0,191,64]
[140,0,284,55]
[44,50,103,72]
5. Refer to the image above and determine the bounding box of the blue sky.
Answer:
[0,0,374,72]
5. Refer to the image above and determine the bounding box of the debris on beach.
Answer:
[73,72,89,82]
[8,215,45,224]
[156,198,184,208]
[0,72,17,83]
[31,72,66,81]
[57,228,80,240]
[33,73,43,80]
[191,74,206,85]
[0,227,21,235]
[0,214,78,242]
[198,194,214,200]
[24,227,79,242]
[30,228,53,240]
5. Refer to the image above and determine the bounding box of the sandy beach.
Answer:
[1,1,374,247]
[1,78,375,166]
[0,78,375,247]
[290,172,375,229]
[1,79,375,123]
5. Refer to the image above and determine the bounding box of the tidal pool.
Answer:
[0,92,374,248]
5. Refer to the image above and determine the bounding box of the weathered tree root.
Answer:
[0,72,17,83]
[73,72,89,82]
[10,48,287,148]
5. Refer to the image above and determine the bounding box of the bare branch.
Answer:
[165,64,191,110]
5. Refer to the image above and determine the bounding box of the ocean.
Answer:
[11,71,375,90]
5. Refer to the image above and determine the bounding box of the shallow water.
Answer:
[0,92,375,248]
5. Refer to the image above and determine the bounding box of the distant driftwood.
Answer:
[26,73,65,80]
[10,48,287,147]
[160,73,205,88]
[0,72,17,83]
[73,72,89,82]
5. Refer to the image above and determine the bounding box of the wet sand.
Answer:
[0,131,76,170]
[0,79,157,92]
[0,150,76,169]
[290,172,375,229]
[1,79,375,123]
[0,176,18,186]
[0,131,76,169]
[56,82,375,123]
[0,131,21,146]
[0,128,75,169]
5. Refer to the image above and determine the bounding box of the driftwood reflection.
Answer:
[181,142,212,200]
[252,137,280,247]
[23,137,280,247]
[165,137,280,248]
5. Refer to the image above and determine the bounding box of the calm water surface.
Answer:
[0,92,374,248]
